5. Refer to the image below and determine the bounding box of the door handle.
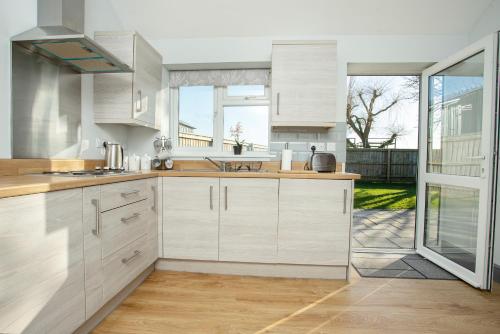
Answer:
[465,155,486,160]
[209,185,213,210]
[91,198,100,236]
[121,189,140,198]
[225,186,228,211]
[276,92,280,115]
[122,250,141,264]
[121,212,141,224]
[136,90,142,112]
[343,189,347,214]
[151,185,157,212]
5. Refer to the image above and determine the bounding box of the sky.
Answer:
[347,76,420,149]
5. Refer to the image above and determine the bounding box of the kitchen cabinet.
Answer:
[163,177,220,260]
[0,189,86,334]
[271,41,337,127]
[94,31,162,129]
[278,179,352,265]
[83,179,157,320]
[219,178,279,263]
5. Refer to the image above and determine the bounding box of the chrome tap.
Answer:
[204,157,227,172]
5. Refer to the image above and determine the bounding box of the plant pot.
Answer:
[233,145,242,155]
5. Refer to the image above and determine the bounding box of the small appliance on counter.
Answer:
[103,141,124,170]
[307,145,336,172]
[152,136,174,170]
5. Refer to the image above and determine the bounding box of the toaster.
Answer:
[309,146,336,172]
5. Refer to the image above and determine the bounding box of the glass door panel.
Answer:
[417,34,497,289]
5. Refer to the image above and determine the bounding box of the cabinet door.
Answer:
[146,177,160,263]
[0,189,85,334]
[83,186,103,319]
[278,179,352,265]
[271,42,337,126]
[219,178,279,263]
[163,177,220,260]
[133,34,162,127]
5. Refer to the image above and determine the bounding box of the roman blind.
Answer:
[169,69,270,88]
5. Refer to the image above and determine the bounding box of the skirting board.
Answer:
[156,259,348,280]
[74,264,154,334]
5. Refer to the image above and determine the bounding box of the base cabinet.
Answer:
[163,177,220,260]
[0,189,85,334]
[219,178,279,263]
[278,179,352,265]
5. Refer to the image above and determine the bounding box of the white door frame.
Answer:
[416,34,498,289]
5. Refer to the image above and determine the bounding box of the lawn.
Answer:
[354,181,416,210]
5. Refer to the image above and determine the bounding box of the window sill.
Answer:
[166,151,276,161]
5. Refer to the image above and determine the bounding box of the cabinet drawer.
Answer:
[100,179,148,211]
[102,235,150,303]
[101,199,150,258]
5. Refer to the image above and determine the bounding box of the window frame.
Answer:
[170,85,271,157]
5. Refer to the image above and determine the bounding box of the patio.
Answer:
[353,209,416,249]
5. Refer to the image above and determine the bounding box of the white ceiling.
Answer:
[88,0,493,39]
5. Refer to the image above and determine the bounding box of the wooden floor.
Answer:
[93,269,500,334]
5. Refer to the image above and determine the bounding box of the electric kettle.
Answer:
[103,142,124,170]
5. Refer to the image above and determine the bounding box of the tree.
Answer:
[346,77,409,148]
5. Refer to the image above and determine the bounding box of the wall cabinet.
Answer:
[94,31,162,129]
[271,41,337,127]
[0,189,85,334]
[278,179,352,265]
[219,178,279,263]
[163,177,220,260]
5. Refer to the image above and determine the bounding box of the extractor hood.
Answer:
[12,0,132,74]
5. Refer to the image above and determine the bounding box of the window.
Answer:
[172,84,270,155]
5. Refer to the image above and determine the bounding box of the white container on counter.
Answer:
[281,143,292,171]
[141,154,151,171]
[129,154,141,171]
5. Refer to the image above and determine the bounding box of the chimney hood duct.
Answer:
[12,0,132,73]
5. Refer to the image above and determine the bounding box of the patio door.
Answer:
[416,34,498,289]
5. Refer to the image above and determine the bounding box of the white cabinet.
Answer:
[0,189,85,334]
[163,177,220,261]
[94,31,162,129]
[219,178,279,263]
[278,179,352,265]
[271,41,337,127]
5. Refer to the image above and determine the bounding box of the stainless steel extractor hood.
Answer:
[12,0,132,73]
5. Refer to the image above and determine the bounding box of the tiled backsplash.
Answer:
[269,122,347,162]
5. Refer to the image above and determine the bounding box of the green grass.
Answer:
[354,181,416,210]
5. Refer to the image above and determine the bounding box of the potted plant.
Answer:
[230,122,244,155]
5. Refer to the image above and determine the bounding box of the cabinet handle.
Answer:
[122,250,141,264]
[224,186,228,211]
[151,185,157,212]
[136,90,142,112]
[91,198,100,236]
[121,190,140,198]
[210,185,213,210]
[121,212,141,223]
[343,189,347,214]
[276,92,280,115]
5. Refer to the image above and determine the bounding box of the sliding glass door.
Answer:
[416,34,498,288]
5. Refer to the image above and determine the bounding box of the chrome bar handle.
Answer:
[151,185,157,212]
[91,198,100,236]
[210,185,213,210]
[343,189,347,214]
[276,92,280,115]
[136,90,142,112]
[225,186,228,211]
[121,189,140,198]
[121,250,141,264]
[121,212,141,224]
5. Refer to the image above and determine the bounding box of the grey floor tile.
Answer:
[351,238,364,248]
[359,229,400,238]
[352,258,412,270]
[390,237,415,249]
[354,237,400,248]
[403,259,458,280]
[356,268,425,279]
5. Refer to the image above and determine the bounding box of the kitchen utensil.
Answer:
[103,142,124,170]
[308,145,336,172]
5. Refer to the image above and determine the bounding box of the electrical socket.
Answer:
[95,138,103,148]
[326,142,336,151]
[309,142,326,151]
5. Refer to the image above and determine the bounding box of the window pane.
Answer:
[178,86,214,148]
[424,183,479,272]
[427,52,484,176]
[227,85,265,97]
[223,106,269,152]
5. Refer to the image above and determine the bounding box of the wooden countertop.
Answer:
[0,171,360,199]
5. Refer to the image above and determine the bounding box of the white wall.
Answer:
[469,0,500,42]
[0,0,37,158]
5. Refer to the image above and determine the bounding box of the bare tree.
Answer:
[403,76,420,101]
[346,77,407,148]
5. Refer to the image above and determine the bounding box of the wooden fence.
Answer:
[346,149,418,182]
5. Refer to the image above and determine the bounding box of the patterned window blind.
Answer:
[169,69,270,88]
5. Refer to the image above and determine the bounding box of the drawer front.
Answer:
[100,179,148,211]
[101,199,150,258]
[102,235,150,303]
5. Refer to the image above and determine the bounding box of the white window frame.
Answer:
[170,86,272,158]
